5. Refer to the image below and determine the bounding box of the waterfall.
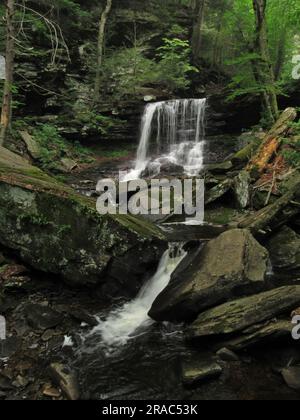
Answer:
[91,244,186,349]
[123,98,207,181]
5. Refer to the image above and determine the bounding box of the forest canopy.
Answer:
[0,0,299,146]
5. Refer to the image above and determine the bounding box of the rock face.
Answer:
[149,229,269,322]
[266,226,300,271]
[187,286,300,339]
[0,147,166,290]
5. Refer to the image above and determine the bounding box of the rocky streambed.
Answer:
[1,109,300,400]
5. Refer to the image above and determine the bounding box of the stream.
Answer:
[62,99,299,401]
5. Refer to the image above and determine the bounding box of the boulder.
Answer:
[187,286,300,339]
[266,226,300,271]
[149,229,269,322]
[0,147,166,290]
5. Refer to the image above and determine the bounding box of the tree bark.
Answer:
[192,0,205,64]
[252,0,279,123]
[0,0,15,147]
[94,0,113,104]
[247,107,297,175]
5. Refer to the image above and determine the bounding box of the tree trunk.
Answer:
[0,0,15,147]
[192,0,205,64]
[252,0,279,123]
[94,0,113,104]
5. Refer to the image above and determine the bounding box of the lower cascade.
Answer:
[123,98,207,181]
[91,243,186,348]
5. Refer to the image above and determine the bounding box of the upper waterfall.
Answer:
[122,98,207,181]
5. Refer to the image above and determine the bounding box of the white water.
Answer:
[122,98,207,181]
[92,244,186,348]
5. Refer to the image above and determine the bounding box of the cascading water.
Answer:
[90,243,186,349]
[122,98,207,181]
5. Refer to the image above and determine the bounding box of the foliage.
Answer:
[101,47,157,98]
[156,37,198,90]
[32,124,92,170]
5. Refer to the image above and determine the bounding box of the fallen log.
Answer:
[238,170,300,236]
[247,108,297,175]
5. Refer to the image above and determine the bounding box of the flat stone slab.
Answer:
[181,358,223,387]
[188,286,300,339]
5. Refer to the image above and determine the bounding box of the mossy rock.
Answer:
[0,147,166,290]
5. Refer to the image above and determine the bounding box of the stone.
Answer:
[181,358,223,387]
[42,384,61,398]
[149,229,268,322]
[216,320,292,351]
[282,367,300,390]
[0,337,21,359]
[60,158,78,173]
[187,286,300,340]
[233,171,251,209]
[216,348,239,362]
[68,309,98,327]
[19,130,41,160]
[266,226,300,271]
[205,179,233,205]
[0,147,166,290]
[25,304,63,331]
[205,161,233,174]
[49,363,80,400]
[12,375,29,388]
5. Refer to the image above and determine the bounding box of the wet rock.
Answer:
[25,304,63,331]
[216,320,292,351]
[216,348,239,362]
[233,171,251,209]
[12,375,29,389]
[49,363,80,400]
[41,330,61,342]
[149,229,268,322]
[0,374,14,391]
[0,337,22,359]
[68,308,98,327]
[181,358,223,387]
[187,286,300,339]
[205,161,233,175]
[0,147,166,289]
[42,384,61,398]
[266,226,300,271]
[282,367,300,390]
[205,179,233,205]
